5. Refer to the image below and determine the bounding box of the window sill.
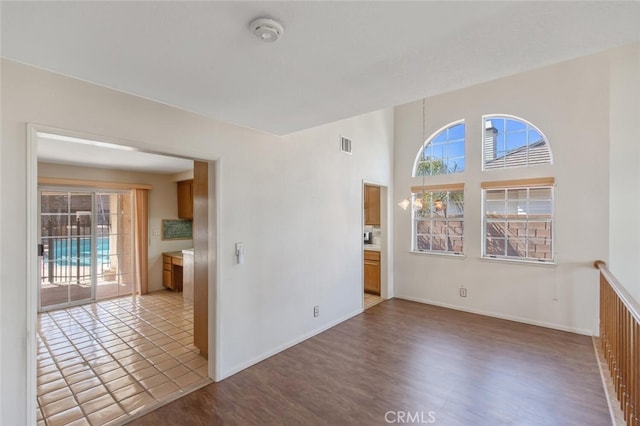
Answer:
[411,250,466,259]
[480,256,556,267]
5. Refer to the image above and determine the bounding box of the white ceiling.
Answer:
[2,2,640,135]
[38,134,194,175]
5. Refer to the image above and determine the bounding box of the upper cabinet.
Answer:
[364,185,380,226]
[177,179,193,220]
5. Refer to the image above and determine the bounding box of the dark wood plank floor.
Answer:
[129,299,610,426]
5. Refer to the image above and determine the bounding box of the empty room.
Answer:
[1,2,639,426]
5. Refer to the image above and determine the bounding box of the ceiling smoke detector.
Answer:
[249,18,284,42]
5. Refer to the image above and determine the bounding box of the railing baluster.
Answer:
[594,260,640,426]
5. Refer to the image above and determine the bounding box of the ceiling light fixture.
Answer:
[249,18,284,42]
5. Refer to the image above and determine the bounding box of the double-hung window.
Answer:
[413,184,464,255]
[482,178,554,262]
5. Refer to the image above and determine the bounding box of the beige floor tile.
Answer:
[112,383,144,401]
[65,417,91,426]
[164,364,190,379]
[120,391,155,414]
[173,371,200,389]
[185,356,207,370]
[155,358,180,372]
[70,376,102,394]
[131,366,160,381]
[148,381,179,400]
[66,369,96,386]
[61,362,90,377]
[139,373,170,389]
[41,395,78,418]
[92,361,120,375]
[45,406,84,426]
[147,352,172,366]
[105,375,138,393]
[38,378,68,395]
[38,386,73,406]
[100,367,128,383]
[123,359,151,373]
[81,393,116,415]
[86,403,125,426]
[74,384,108,404]
[37,370,64,385]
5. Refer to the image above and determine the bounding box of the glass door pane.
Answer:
[95,192,134,300]
[39,191,93,310]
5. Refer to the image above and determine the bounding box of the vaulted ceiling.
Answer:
[2,1,640,135]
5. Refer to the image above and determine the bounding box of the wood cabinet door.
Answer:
[364,260,381,295]
[364,185,381,226]
[177,180,193,219]
[163,269,173,289]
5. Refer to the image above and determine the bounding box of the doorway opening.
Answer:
[363,182,388,310]
[27,125,218,425]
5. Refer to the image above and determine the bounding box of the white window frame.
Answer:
[412,119,465,177]
[482,114,553,171]
[481,180,555,264]
[411,187,465,256]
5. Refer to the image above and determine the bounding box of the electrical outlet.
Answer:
[313,305,319,317]
[459,287,467,298]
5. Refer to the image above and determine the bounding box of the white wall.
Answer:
[0,59,393,424]
[609,44,640,302]
[37,162,193,291]
[394,51,611,335]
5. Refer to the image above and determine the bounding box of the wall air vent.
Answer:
[340,136,352,154]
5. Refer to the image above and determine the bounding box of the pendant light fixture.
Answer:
[398,98,427,210]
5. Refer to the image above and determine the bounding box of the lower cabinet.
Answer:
[162,252,183,291]
[364,250,381,295]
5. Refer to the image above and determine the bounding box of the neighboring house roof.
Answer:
[485,140,551,169]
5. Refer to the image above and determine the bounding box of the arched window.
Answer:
[483,115,552,170]
[413,121,465,177]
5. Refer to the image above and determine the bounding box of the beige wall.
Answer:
[609,44,640,302]
[394,49,612,335]
[37,162,193,292]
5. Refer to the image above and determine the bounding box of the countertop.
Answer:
[364,244,381,252]
[163,251,184,258]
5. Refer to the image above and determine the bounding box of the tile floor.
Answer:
[37,290,210,426]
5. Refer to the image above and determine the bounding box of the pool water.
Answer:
[51,237,110,266]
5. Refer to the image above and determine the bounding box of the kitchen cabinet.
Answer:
[364,185,380,226]
[162,252,183,291]
[364,250,381,295]
[177,179,193,220]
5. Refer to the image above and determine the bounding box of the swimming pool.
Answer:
[50,236,110,266]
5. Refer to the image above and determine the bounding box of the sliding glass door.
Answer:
[39,188,133,311]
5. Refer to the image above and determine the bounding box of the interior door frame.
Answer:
[26,124,221,426]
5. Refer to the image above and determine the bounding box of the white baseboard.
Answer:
[216,308,363,381]
[395,294,595,336]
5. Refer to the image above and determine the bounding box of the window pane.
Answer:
[486,221,506,238]
[414,121,465,176]
[483,116,551,169]
[486,238,506,256]
[416,235,431,251]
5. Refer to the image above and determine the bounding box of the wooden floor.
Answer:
[130,299,610,426]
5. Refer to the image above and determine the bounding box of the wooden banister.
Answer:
[594,260,640,426]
